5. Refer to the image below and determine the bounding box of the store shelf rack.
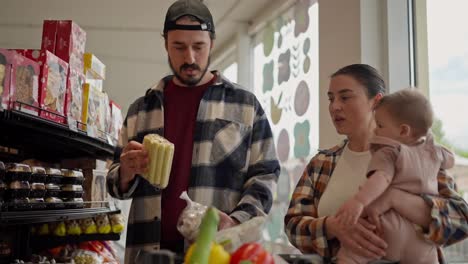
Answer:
[30,233,121,250]
[0,207,121,225]
[0,109,115,161]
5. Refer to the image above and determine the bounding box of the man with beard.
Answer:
[106,0,280,262]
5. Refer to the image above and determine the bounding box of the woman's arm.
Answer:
[284,155,386,259]
[421,168,468,246]
[284,161,333,257]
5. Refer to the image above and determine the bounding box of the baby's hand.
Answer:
[336,198,364,226]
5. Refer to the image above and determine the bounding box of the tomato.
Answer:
[230,243,274,264]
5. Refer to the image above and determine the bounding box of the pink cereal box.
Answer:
[16,49,69,123]
[56,21,86,72]
[7,50,40,115]
[41,20,59,54]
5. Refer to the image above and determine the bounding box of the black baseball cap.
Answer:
[164,0,215,34]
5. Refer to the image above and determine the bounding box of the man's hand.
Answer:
[336,197,365,226]
[119,141,149,192]
[218,211,240,230]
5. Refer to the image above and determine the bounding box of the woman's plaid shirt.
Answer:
[285,140,468,263]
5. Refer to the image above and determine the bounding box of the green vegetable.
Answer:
[188,207,220,264]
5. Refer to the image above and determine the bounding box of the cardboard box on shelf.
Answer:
[92,169,107,205]
[109,101,122,146]
[41,20,59,54]
[0,49,12,110]
[82,83,107,139]
[3,50,41,115]
[16,49,69,123]
[83,53,105,80]
[65,67,85,131]
[56,21,86,72]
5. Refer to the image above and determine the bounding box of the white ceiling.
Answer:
[0,0,288,113]
[0,0,278,67]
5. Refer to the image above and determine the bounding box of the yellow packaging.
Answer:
[82,83,106,139]
[83,53,105,80]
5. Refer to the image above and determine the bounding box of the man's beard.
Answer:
[169,56,211,86]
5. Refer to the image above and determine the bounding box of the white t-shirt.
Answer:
[317,145,371,217]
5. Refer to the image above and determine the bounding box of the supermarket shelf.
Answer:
[0,109,115,161]
[30,233,121,249]
[0,207,121,225]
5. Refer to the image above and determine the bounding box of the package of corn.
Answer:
[142,134,175,188]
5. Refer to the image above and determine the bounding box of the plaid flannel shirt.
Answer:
[107,71,280,264]
[284,140,468,263]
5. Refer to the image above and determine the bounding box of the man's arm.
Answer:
[107,103,146,199]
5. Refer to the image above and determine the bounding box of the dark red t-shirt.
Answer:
[160,76,215,252]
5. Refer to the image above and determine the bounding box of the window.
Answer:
[423,0,468,261]
[222,62,238,84]
[251,0,318,245]
[253,0,319,176]
[426,1,468,194]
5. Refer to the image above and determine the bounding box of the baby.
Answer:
[336,89,454,264]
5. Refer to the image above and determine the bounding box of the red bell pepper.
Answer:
[230,243,274,264]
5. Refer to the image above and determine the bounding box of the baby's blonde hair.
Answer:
[375,88,433,138]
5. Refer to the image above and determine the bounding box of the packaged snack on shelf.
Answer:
[63,197,84,209]
[109,213,124,234]
[177,191,207,241]
[8,181,30,199]
[5,163,31,182]
[79,217,97,234]
[41,20,59,53]
[0,49,12,110]
[103,92,111,141]
[56,20,86,72]
[109,100,122,146]
[7,51,40,115]
[50,221,66,236]
[37,223,49,235]
[61,169,84,185]
[65,219,82,235]
[30,182,46,198]
[15,49,68,123]
[94,215,111,234]
[73,249,104,264]
[65,67,85,131]
[30,197,46,210]
[30,166,47,183]
[91,169,107,204]
[82,83,107,139]
[83,53,105,80]
[80,241,117,263]
[45,167,63,184]
[86,79,102,91]
[45,183,61,197]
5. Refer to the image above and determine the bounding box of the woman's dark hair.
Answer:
[331,64,386,98]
